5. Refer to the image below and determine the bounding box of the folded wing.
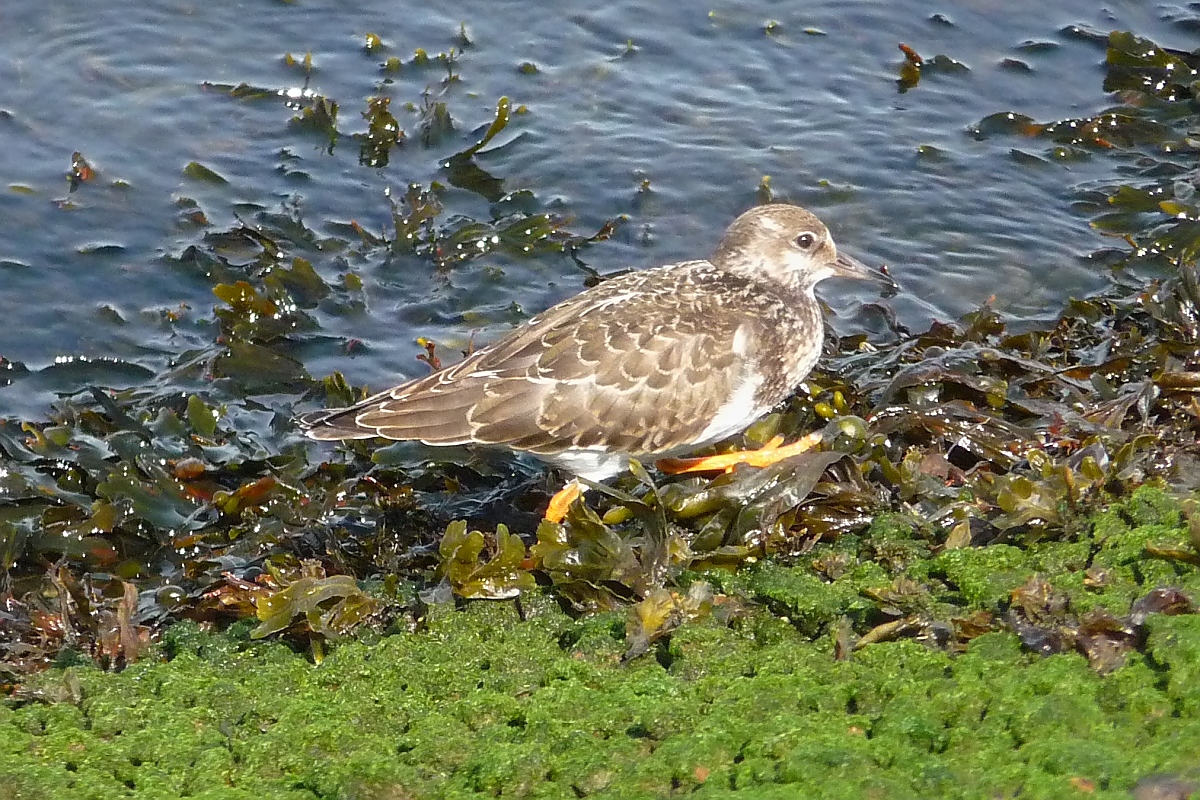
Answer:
[299,263,768,456]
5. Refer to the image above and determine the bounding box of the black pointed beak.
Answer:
[833,251,899,297]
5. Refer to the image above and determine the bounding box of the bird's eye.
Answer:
[794,232,817,250]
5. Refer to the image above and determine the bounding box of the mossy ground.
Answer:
[3,488,1198,800]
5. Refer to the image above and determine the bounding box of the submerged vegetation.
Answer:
[1,26,1200,799]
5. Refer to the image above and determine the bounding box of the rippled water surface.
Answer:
[1,0,1197,418]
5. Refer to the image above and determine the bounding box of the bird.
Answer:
[298,203,896,521]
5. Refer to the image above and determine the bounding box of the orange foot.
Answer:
[655,431,824,475]
[544,479,583,523]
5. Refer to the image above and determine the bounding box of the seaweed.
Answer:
[2,29,1200,685]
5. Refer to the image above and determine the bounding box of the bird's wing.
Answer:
[301,263,777,455]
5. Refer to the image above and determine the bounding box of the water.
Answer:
[0,0,1196,419]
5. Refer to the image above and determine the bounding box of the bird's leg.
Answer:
[544,479,583,523]
[655,431,824,475]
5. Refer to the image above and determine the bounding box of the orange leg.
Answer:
[544,479,583,522]
[655,431,824,475]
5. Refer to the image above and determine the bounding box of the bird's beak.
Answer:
[833,251,899,297]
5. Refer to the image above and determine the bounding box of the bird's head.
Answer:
[711,203,896,298]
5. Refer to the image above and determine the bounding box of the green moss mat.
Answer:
[4,488,1200,800]
[4,613,1199,799]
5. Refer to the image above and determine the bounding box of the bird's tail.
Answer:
[296,407,379,440]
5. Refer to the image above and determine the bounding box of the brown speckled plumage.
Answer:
[299,204,893,480]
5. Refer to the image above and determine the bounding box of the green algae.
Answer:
[5,584,1200,800]
[2,489,1198,798]
[746,565,873,638]
[929,544,1033,608]
[1146,614,1200,716]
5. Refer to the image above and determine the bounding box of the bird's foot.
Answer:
[544,479,583,523]
[547,432,823,520]
[655,431,823,475]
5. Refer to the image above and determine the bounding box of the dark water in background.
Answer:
[0,0,1196,419]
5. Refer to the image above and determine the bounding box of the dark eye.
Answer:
[794,232,817,250]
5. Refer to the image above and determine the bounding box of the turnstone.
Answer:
[299,203,895,520]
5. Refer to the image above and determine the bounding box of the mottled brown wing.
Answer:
[299,263,761,456]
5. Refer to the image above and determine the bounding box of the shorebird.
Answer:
[299,203,895,520]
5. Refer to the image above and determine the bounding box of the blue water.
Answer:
[0,0,1195,419]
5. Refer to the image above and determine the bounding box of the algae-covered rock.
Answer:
[5,606,1200,798]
